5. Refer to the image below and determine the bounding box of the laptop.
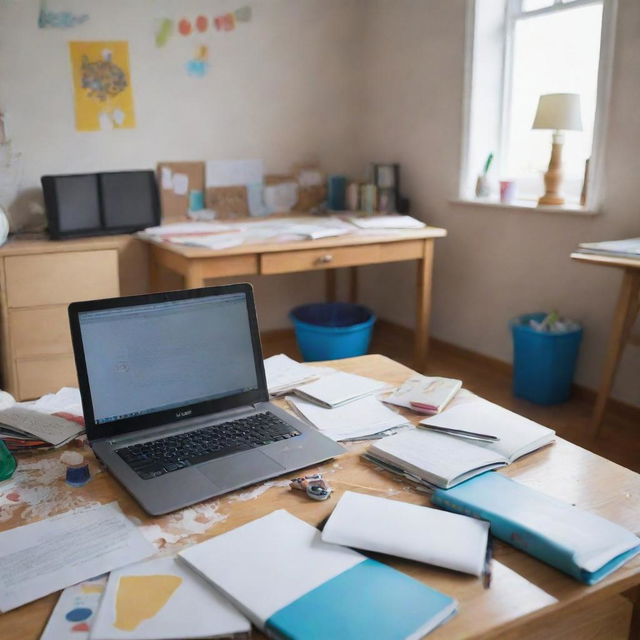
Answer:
[68,283,345,515]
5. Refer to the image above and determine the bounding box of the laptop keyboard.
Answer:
[115,412,301,480]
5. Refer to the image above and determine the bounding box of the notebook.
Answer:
[90,556,250,639]
[286,394,409,441]
[178,510,457,640]
[321,491,489,576]
[292,371,389,408]
[384,374,462,414]
[432,472,640,585]
[365,400,554,489]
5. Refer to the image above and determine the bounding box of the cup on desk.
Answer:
[189,189,205,212]
[499,180,517,204]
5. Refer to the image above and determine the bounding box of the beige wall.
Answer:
[357,0,639,407]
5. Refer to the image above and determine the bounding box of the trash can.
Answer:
[510,312,582,405]
[290,302,376,362]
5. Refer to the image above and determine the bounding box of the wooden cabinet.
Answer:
[0,235,148,400]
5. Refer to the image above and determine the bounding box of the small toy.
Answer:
[289,473,332,501]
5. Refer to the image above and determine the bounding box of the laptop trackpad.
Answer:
[195,450,285,489]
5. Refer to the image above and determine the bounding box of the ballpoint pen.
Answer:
[418,424,500,443]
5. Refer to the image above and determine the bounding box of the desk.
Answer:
[143,225,447,371]
[570,252,640,436]
[1,355,639,640]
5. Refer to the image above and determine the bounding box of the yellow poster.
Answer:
[69,41,136,131]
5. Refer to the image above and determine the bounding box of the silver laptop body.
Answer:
[69,284,345,515]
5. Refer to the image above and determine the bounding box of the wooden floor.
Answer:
[262,323,640,474]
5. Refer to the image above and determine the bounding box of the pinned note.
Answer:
[172,173,189,196]
[161,167,173,190]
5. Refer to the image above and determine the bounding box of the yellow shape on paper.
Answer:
[81,584,104,594]
[69,41,136,131]
[114,575,182,631]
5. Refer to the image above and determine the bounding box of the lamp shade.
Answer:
[532,93,583,131]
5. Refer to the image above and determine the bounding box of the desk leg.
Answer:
[349,267,358,303]
[185,262,206,290]
[415,239,435,373]
[624,586,640,639]
[325,270,337,302]
[149,252,162,293]
[591,269,640,437]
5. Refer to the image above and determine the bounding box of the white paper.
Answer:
[264,182,299,213]
[178,510,363,627]
[322,491,489,576]
[143,222,241,236]
[347,215,425,229]
[26,387,83,417]
[171,173,189,196]
[40,575,107,640]
[91,556,250,640]
[294,371,389,408]
[0,502,155,612]
[167,234,245,250]
[264,354,335,395]
[205,159,264,187]
[384,375,461,413]
[297,169,324,187]
[160,167,173,191]
[286,394,409,441]
[0,405,83,445]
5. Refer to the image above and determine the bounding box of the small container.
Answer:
[475,174,490,198]
[0,440,16,482]
[189,189,205,211]
[360,184,377,214]
[346,182,360,211]
[499,180,517,204]
[327,175,347,210]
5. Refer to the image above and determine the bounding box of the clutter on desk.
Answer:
[60,450,91,487]
[286,394,409,442]
[0,502,155,613]
[91,556,250,640]
[40,575,107,640]
[178,509,457,640]
[291,371,390,408]
[384,374,462,415]
[289,473,333,501]
[263,353,336,396]
[321,491,490,577]
[432,472,640,585]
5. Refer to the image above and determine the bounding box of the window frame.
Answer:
[459,0,618,211]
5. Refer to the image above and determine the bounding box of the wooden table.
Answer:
[1,355,639,639]
[571,252,640,436]
[143,224,447,372]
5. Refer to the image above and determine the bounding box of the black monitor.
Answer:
[41,170,160,239]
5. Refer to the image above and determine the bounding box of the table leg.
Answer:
[591,269,640,437]
[415,239,435,372]
[325,270,337,302]
[148,251,162,293]
[349,267,358,303]
[624,586,640,639]
[185,262,206,290]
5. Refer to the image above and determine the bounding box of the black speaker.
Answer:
[41,170,160,239]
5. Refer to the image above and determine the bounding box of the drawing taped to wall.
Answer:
[38,0,88,29]
[185,45,209,77]
[69,41,136,131]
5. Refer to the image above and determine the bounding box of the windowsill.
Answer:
[450,198,599,216]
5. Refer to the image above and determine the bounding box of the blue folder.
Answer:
[432,472,640,585]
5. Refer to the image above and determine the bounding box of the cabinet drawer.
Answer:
[261,244,382,275]
[5,250,119,307]
[10,306,72,358]
[16,356,78,401]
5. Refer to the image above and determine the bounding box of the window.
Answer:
[460,0,617,209]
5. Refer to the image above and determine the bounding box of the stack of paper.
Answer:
[263,354,335,396]
[577,237,640,258]
[287,394,409,441]
[346,215,426,230]
[384,374,462,415]
[292,371,389,408]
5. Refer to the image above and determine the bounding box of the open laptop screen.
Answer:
[70,285,266,439]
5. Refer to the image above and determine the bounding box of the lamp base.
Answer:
[538,194,565,206]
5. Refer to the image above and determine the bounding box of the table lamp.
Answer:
[532,93,583,206]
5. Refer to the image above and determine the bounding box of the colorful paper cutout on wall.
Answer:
[185,45,209,77]
[69,41,136,131]
[114,575,182,631]
[156,18,173,47]
[214,13,236,31]
[234,6,252,22]
[178,18,192,36]
[196,15,209,32]
[38,0,88,28]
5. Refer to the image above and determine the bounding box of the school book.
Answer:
[90,556,250,640]
[292,371,389,408]
[365,400,554,489]
[178,510,457,640]
[384,374,462,414]
[321,491,489,576]
[432,472,640,585]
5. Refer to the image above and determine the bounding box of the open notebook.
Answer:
[365,398,555,489]
[292,371,389,408]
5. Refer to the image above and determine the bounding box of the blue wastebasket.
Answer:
[510,312,582,405]
[290,302,376,362]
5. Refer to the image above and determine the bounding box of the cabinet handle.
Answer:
[315,254,333,265]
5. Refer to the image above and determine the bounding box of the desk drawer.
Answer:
[10,306,72,358]
[16,356,78,401]
[261,244,382,274]
[5,249,119,307]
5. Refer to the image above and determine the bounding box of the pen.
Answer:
[418,424,500,442]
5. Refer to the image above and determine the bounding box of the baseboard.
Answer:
[374,319,640,422]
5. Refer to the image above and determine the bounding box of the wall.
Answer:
[357,0,639,407]
[0,0,364,328]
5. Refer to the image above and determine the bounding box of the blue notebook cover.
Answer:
[432,472,640,585]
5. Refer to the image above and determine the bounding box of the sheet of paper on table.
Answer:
[264,354,336,396]
[0,502,155,612]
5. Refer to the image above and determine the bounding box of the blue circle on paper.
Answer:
[65,607,92,622]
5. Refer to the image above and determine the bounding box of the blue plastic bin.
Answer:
[510,312,583,405]
[290,302,376,362]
